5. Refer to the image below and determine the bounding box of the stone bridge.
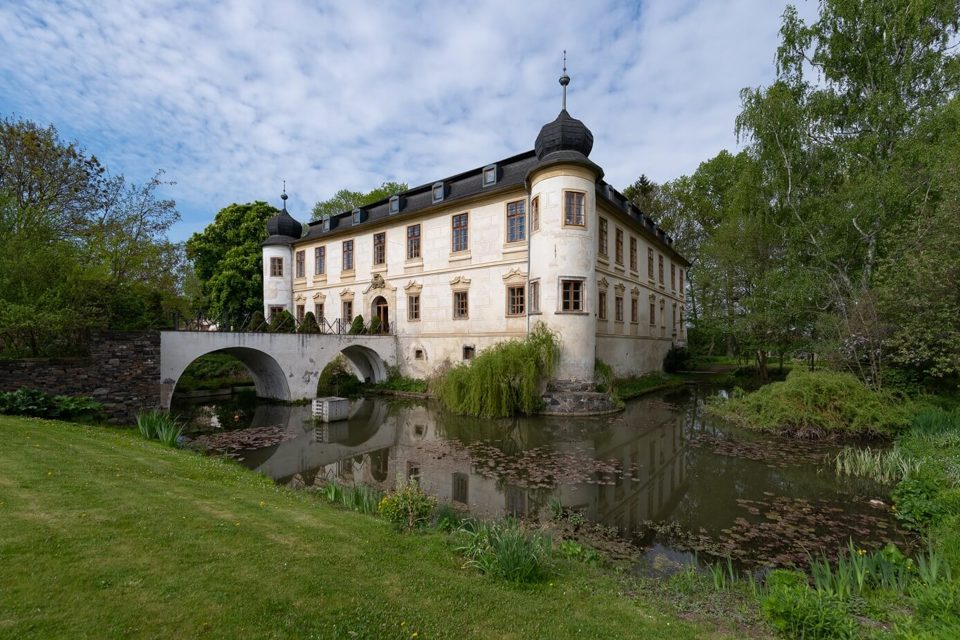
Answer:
[159,331,398,410]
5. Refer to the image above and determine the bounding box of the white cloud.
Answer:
[0,0,820,241]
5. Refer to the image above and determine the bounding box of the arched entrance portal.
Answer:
[372,296,388,333]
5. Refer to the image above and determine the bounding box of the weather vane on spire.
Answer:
[281,180,288,211]
[559,50,570,110]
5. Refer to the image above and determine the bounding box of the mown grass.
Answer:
[0,416,737,639]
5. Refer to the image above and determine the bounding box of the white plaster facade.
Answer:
[262,110,688,384]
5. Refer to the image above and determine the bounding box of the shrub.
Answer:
[378,478,436,532]
[269,310,296,333]
[434,503,467,532]
[348,314,365,335]
[663,345,691,373]
[708,369,915,438]
[456,519,553,584]
[298,311,319,334]
[761,569,857,640]
[316,355,363,397]
[368,316,381,334]
[434,322,559,417]
[594,359,614,393]
[246,311,266,332]
[0,388,103,422]
[893,470,949,531]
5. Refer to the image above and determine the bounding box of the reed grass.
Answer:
[456,519,553,584]
[135,410,182,447]
[833,446,921,484]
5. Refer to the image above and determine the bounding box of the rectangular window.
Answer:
[270,257,283,277]
[615,296,624,322]
[598,218,608,256]
[531,196,540,232]
[452,213,469,253]
[342,240,354,271]
[373,232,386,266]
[316,303,324,321]
[598,291,607,320]
[561,279,583,312]
[342,300,353,323]
[658,255,664,284]
[407,224,421,259]
[268,305,284,319]
[529,280,540,313]
[631,297,639,323]
[630,237,638,271]
[671,263,676,290]
[647,248,654,281]
[295,304,305,323]
[407,461,421,483]
[564,191,585,226]
[295,250,305,278]
[453,291,468,319]
[408,295,420,321]
[453,472,469,504]
[506,200,526,243]
[462,345,475,360]
[507,285,525,316]
[314,246,325,275]
[649,301,656,326]
[679,269,685,295]
[615,228,623,265]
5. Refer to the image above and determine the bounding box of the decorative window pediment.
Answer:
[449,275,471,291]
[649,293,657,302]
[312,291,326,302]
[614,282,625,295]
[340,288,355,301]
[630,286,641,297]
[294,293,306,302]
[501,268,527,285]
[404,280,423,295]
[597,277,609,292]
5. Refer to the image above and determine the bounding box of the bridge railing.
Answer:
[170,313,395,336]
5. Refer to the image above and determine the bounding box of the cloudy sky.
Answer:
[0,0,817,242]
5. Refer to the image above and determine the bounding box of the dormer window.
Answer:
[482,164,497,187]
[352,208,362,225]
[389,195,401,214]
[322,218,330,232]
[432,182,445,203]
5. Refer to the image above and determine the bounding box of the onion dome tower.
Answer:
[527,53,602,382]
[262,183,299,318]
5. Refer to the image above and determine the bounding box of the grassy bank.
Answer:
[0,416,738,639]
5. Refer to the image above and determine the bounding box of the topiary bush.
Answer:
[269,310,296,333]
[246,311,267,332]
[348,314,365,335]
[298,311,319,334]
[368,316,381,334]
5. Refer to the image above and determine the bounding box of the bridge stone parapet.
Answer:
[159,331,398,410]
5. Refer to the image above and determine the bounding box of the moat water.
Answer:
[171,385,910,569]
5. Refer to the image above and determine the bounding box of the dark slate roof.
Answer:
[300,150,540,242]
[594,180,689,266]
[265,208,303,240]
[535,109,594,159]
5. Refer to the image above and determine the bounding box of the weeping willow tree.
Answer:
[434,323,560,418]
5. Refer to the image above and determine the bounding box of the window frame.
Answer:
[406,224,421,260]
[269,257,283,278]
[373,232,386,266]
[506,285,525,317]
[453,290,469,319]
[615,228,624,265]
[629,236,638,272]
[658,254,665,285]
[615,295,624,323]
[598,290,608,320]
[342,239,354,272]
[563,191,586,227]
[647,248,655,282]
[295,250,305,279]
[598,217,608,256]
[559,278,585,313]
[342,300,353,323]
[407,294,420,321]
[451,212,469,253]
[505,199,526,244]
[529,279,540,314]
[314,246,326,275]
[531,196,540,232]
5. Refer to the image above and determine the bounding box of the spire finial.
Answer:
[281,180,288,211]
[559,50,570,110]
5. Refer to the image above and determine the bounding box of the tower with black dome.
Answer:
[527,64,603,382]
[262,188,302,319]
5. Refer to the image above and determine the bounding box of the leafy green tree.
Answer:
[311,181,407,221]
[186,201,277,330]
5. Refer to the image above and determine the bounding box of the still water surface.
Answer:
[173,386,909,567]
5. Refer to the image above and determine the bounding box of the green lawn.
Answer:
[0,416,737,639]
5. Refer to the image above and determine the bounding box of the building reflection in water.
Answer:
[227,395,689,536]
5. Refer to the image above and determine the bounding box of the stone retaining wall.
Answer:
[0,331,160,423]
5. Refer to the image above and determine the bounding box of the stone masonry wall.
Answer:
[0,331,160,424]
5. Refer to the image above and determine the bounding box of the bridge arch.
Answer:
[339,344,389,384]
[165,347,291,407]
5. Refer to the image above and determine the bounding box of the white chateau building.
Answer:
[262,82,687,385]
